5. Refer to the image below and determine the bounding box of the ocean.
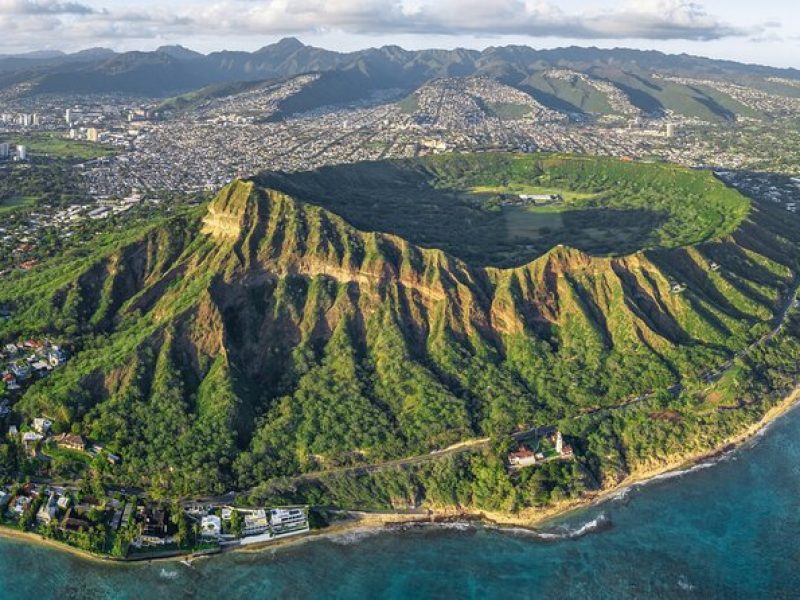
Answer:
[1,405,800,599]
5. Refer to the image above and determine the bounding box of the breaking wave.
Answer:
[609,449,741,506]
[531,512,612,540]
[328,527,383,545]
[677,574,696,592]
[496,512,612,541]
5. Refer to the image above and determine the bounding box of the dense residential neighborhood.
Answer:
[1,338,313,559]
[3,71,800,205]
[0,476,309,559]
[1,339,67,393]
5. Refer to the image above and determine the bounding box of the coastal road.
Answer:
[241,275,800,495]
[32,278,800,508]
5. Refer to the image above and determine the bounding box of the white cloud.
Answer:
[0,0,95,15]
[0,0,768,53]
[579,0,747,40]
[189,0,751,40]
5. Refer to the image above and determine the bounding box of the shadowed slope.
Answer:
[4,161,798,495]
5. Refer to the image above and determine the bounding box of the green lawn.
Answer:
[505,206,565,238]
[7,133,117,161]
[0,196,36,215]
[487,102,533,121]
[468,184,598,203]
[43,444,93,464]
[503,205,654,254]
[472,182,650,253]
[396,93,419,114]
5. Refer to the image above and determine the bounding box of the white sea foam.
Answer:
[427,521,473,532]
[534,513,611,540]
[328,527,382,545]
[613,450,735,502]
[608,487,631,502]
[643,460,716,484]
[494,512,611,541]
[677,574,696,591]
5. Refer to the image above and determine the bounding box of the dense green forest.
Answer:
[1,154,798,515]
[247,310,800,513]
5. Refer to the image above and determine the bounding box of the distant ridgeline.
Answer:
[4,40,800,125]
[2,153,800,514]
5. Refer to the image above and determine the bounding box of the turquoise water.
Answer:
[2,407,800,599]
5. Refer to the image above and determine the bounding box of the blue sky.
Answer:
[1,0,797,68]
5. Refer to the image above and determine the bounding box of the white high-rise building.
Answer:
[0,143,9,159]
[16,145,27,161]
[65,108,72,125]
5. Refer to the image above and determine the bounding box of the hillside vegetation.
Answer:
[6,40,799,124]
[1,154,798,509]
[260,154,750,266]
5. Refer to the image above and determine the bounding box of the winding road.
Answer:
[35,276,800,509]
[231,274,800,496]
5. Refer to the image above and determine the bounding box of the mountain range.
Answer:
[3,38,800,122]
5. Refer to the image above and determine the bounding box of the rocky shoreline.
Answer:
[2,385,798,565]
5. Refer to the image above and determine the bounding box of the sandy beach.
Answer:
[0,525,119,564]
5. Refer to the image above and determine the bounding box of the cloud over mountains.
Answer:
[0,0,770,53]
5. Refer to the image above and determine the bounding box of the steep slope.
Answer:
[4,40,800,122]
[5,156,798,495]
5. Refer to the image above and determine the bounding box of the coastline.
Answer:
[2,385,798,564]
[0,525,119,564]
[448,384,800,530]
[294,383,800,537]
